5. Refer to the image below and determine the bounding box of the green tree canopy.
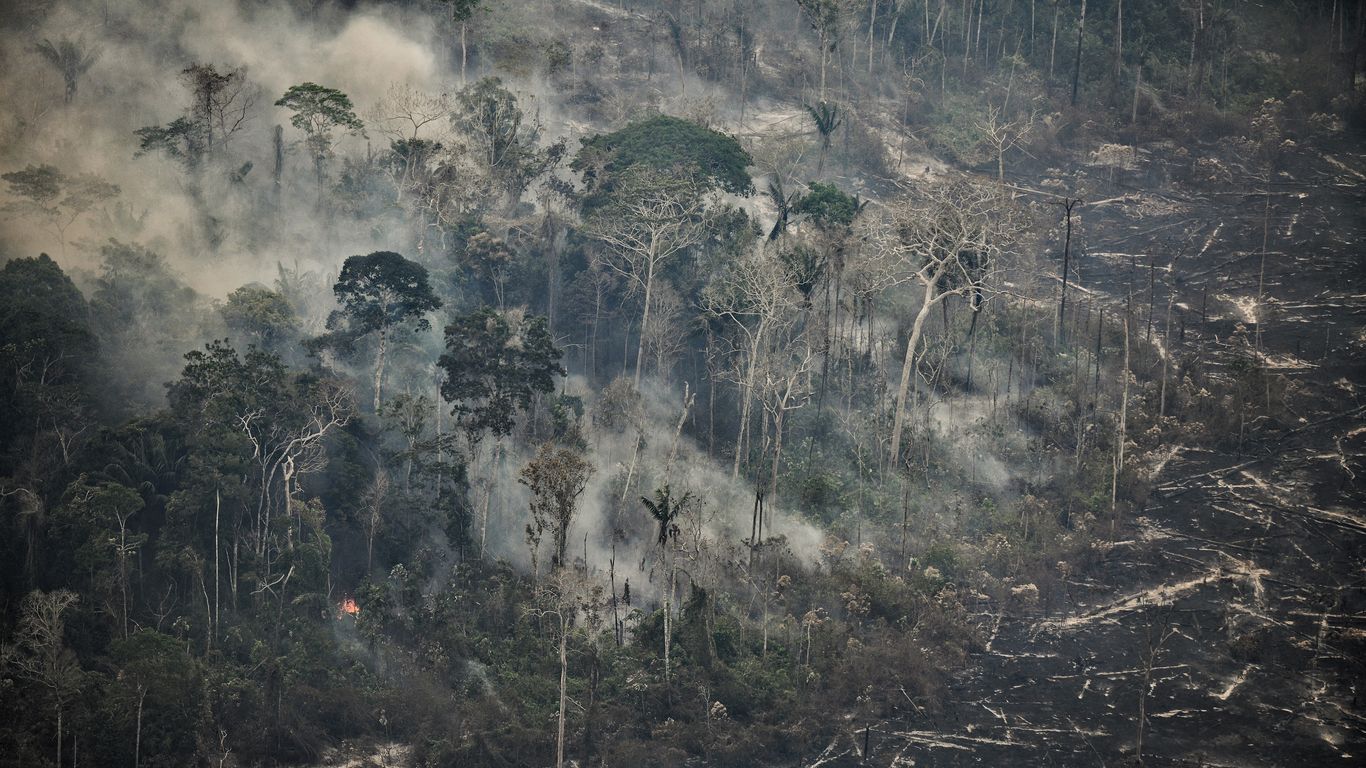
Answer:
[0,252,92,382]
[792,181,861,230]
[275,82,365,188]
[571,114,753,210]
[0,253,93,469]
[439,308,563,438]
[220,284,295,350]
[330,251,441,337]
[319,251,440,410]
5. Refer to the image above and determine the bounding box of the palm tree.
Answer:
[641,485,692,680]
[805,101,842,175]
[641,485,690,547]
[35,37,100,104]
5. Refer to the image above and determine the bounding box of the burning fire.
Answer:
[338,597,359,617]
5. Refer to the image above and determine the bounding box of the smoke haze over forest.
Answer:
[1,0,1363,766]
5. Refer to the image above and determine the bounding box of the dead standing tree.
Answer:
[877,180,1019,471]
[758,341,819,503]
[525,569,607,768]
[8,590,83,768]
[700,248,803,480]
[583,169,712,388]
[1056,196,1082,345]
[238,379,353,561]
[975,104,1037,184]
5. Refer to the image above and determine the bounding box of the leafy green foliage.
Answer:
[0,1,1345,765]
[105,631,206,767]
[328,251,441,339]
[641,485,692,547]
[275,82,365,181]
[520,441,593,569]
[572,114,753,209]
[791,181,860,230]
[220,284,294,350]
[439,308,564,438]
[0,254,93,466]
[134,118,201,168]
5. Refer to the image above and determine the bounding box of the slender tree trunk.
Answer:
[1115,0,1123,80]
[819,30,830,99]
[1131,63,1142,145]
[733,345,760,478]
[1188,1,1202,98]
[635,258,655,387]
[119,526,129,639]
[135,685,146,768]
[769,406,786,502]
[889,279,940,470]
[1258,186,1269,354]
[1071,0,1088,105]
[556,614,568,768]
[272,126,283,211]
[373,327,388,411]
[868,0,878,75]
[1148,258,1156,341]
[1058,198,1078,344]
[1112,310,1130,511]
[664,550,675,681]
[739,17,751,122]
[214,487,220,641]
[1094,307,1104,397]
[1030,0,1036,56]
[1049,3,1059,77]
[1160,291,1173,417]
[610,541,622,645]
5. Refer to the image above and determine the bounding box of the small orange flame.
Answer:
[338,597,359,617]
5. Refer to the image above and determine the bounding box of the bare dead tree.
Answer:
[8,590,82,768]
[1136,611,1179,761]
[584,169,712,387]
[873,179,1020,471]
[759,341,818,502]
[239,380,354,561]
[700,248,802,479]
[368,82,451,142]
[180,63,259,159]
[362,468,390,574]
[976,104,1037,183]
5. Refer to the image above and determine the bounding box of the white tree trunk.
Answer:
[373,327,388,412]
[556,615,568,768]
[1112,312,1131,511]
[888,279,940,470]
[634,254,656,387]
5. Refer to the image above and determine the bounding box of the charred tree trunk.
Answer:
[1071,0,1088,105]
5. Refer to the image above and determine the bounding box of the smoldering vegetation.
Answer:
[1,0,1363,766]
